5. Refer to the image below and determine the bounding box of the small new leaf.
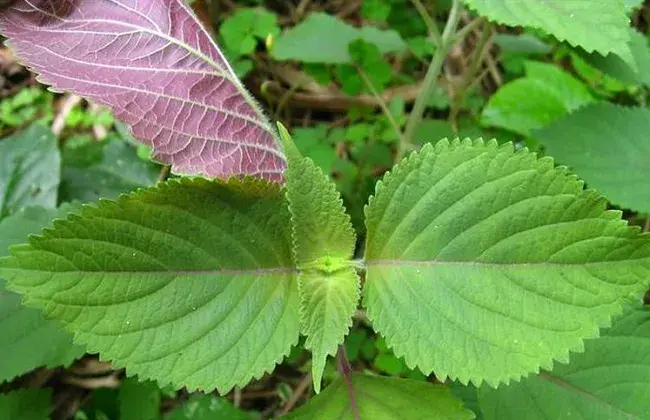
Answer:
[278,124,360,393]
[364,138,650,387]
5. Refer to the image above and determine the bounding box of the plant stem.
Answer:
[410,0,442,47]
[400,0,463,159]
[337,345,360,420]
[355,64,407,147]
[452,16,485,45]
[449,21,493,126]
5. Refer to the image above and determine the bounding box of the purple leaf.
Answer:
[0,0,285,181]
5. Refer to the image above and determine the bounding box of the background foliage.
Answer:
[0,0,649,418]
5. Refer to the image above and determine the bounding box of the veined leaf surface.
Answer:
[533,103,650,213]
[0,0,285,180]
[0,205,85,384]
[0,123,60,219]
[286,374,474,419]
[364,138,650,387]
[479,307,650,419]
[462,0,633,65]
[0,178,300,393]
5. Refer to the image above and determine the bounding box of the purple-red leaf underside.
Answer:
[0,0,285,180]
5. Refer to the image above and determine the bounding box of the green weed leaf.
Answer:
[0,388,51,420]
[0,178,300,393]
[478,307,650,419]
[0,123,60,219]
[61,135,160,202]
[0,205,85,383]
[533,103,650,213]
[279,125,359,393]
[286,374,475,419]
[364,138,650,387]
[118,377,161,420]
[481,61,595,135]
[219,8,279,56]
[272,13,405,64]
[582,28,650,87]
[167,394,252,420]
[463,0,633,65]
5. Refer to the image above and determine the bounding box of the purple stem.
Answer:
[337,345,361,420]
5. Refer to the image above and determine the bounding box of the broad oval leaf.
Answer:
[533,102,650,213]
[0,388,52,420]
[286,374,474,419]
[0,178,300,393]
[478,307,650,419]
[364,138,650,387]
[462,0,633,66]
[0,205,85,384]
[481,61,594,136]
[0,123,60,219]
[0,0,285,180]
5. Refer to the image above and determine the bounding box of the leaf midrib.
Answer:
[538,370,640,419]
[366,258,650,268]
[2,266,295,276]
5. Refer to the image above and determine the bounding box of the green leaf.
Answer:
[533,103,650,213]
[360,0,392,22]
[462,0,633,65]
[493,34,553,55]
[279,125,359,393]
[481,61,595,135]
[61,135,160,202]
[0,205,85,383]
[0,178,300,393]
[298,267,360,393]
[348,39,394,93]
[624,0,644,12]
[291,126,337,174]
[0,123,60,219]
[478,307,650,419]
[286,374,475,419]
[119,377,161,420]
[166,394,253,420]
[271,13,406,64]
[582,28,650,87]
[413,119,483,146]
[219,8,279,56]
[363,138,650,387]
[0,388,51,420]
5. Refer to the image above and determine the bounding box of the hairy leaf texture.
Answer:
[0,0,285,180]
[364,138,650,387]
[279,125,359,393]
[0,178,300,393]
